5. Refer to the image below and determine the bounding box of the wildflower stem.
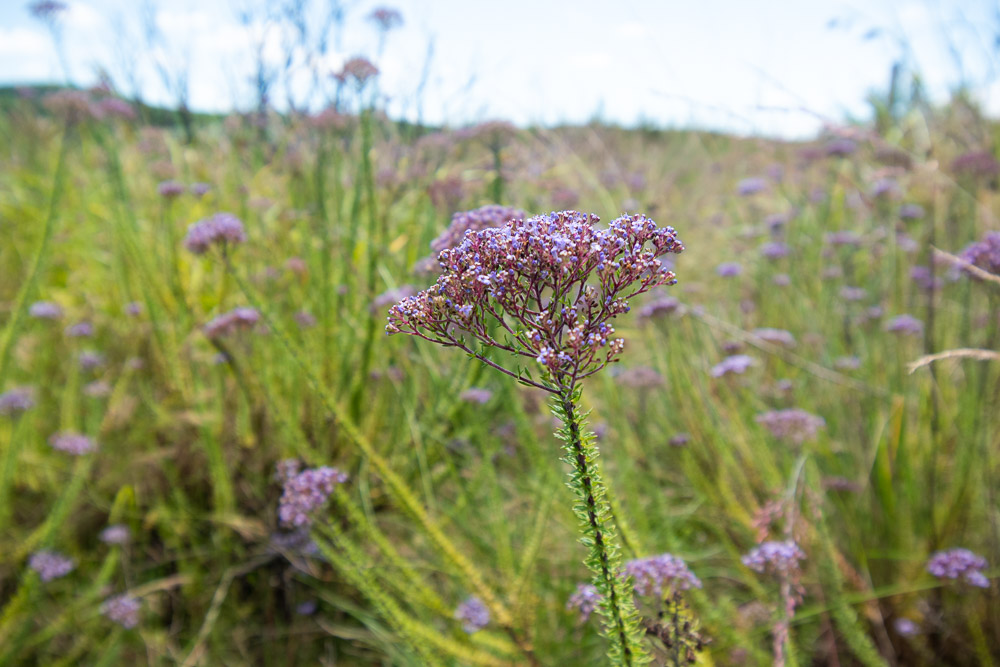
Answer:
[555,388,646,665]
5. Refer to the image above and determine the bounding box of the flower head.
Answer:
[567,583,601,622]
[742,540,806,576]
[184,213,246,254]
[158,180,185,198]
[278,465,348,527]
[623,553,702,596]
[755,409,824,445]
[368,6,403,31]
[49,431,97,455]
[29,301,63,319]
[29,550,75,581]
[336,57,379,86]
[710,354,755,377]
[959,231,1000,277]
[387,211,683,390]
[885,314,923,336]
[430,205,526,254]
[101,594,141,628]
[926,548,989,588]
[737,178,767,196]
[454,596,490,633]
[0,387,35,416]
[100,524,131,545]
[203,307,260,339]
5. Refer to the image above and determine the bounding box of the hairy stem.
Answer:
[556,389,646,665]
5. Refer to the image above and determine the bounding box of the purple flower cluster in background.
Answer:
[100,524,131,545]
[737,177,767,196]
[710,354,756,378]
[203,307,260,339]
[430,204,526,254]
[567,583,601,622]
[623,553,702,596]
[0,387,35,416]
[637,295,681,320]
[926,548,989,588]
[454,596,490,633]
[101,594,141,628]
[754,328,796,348]
[49,432,97,455]
[184,213,247,254]
[755,409,825,445]
[959,231,1000,277]
[741,540,806,576]
[29,301,63,319]
[459,387,492,404]
[157,180,185,198]
[387,211,683,389]
[277,463,348,527]
[29,550,75,581]
[336,56,380,86]
[885,314,923,336]
[951,150,1000,179]
[716,262,742,277]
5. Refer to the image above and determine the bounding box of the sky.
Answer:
[0,0,997,139]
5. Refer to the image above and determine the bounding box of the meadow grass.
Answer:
[0,89,998,665]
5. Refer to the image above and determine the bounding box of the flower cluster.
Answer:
[454,596,490,633]
[336,57,379,86]
[49,432,97,455]
[100,525,131,545]
[741,540,806,576]
[755,409,825,445]
[29,301,63,319]
[926,548,989,588]
[430,204,526,254]
[367,6,403,30]
[754,328,796,348]
[952,150,1000,179]
[0,387,34,416]
[623,553,702,596]
[29,550,75,581]
[183,213,247,254]
[387,211,684,390]
[959,231,1000,277]
[203,307,260,339]
[637,295,681,320]
[710,354,755,378]
[885,314,923,336]
[101,594,141,628]
[158,180,185,198]
[567,583,601,622]
[278,464,348,527]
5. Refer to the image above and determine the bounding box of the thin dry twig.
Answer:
[907,348,1000,374]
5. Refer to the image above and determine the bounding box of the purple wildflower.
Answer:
[616,366,664,388]
[190,182,211,197]
[430,205,526,254]
[372,285,417,312]
[29,1,67,21]
[952,150,1000,179]
[0,387,35,416]
[157,180,185,198]
[669,433,691,447]
[899,204,924,220]
[42,90,97,124]
[49,432,97,455]
[29,301,63,319]
[125,301,142,316]
[368,7,403,31]
[870,177,899,199]
[759,242,790,260]
[336,57,379,86]
[78,350,104,370]
[459,388,493,404]
[97,97,136,120]
[101,595,141,628]
[737,178,767,196]
[926,548,989,588]
[387,211,683,390]
[29,550,75,581]
[295,310,317,328]
[959,231,1000,277]
[754,328,796,347]
[183,213,247,254]
[755,409,825,445]
[839,286,867,302]
[825,230,862,247]
[910,266,942,291]
[66,321,94,338]
[278,465,348,527]
[455,596,490,633]
[885,314,923,336]
[742,540,806,576]
[825,138,857,157]
[567,583,601,622]
[833,356,861,371]
[203,307,260,339]
[638,295,681,320]
[624,553,702,596]
[296,600,318,615]
[710,354,755,377]
[716,262,742,277]
[772,274,791,286]
[894,618,919,636]
[99,524,131,545]
[764,212,793,230]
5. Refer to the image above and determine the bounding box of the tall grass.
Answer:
[0,88,997,665]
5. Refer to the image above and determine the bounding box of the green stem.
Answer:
[555,388,646,665]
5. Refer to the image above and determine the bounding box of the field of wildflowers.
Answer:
[1,21,1000,665]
